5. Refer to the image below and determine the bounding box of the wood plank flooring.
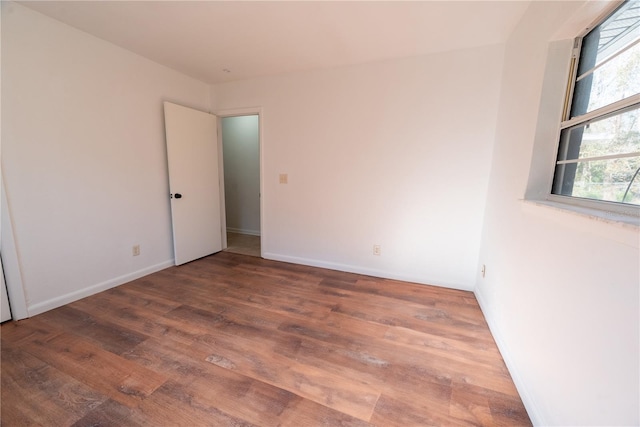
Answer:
[1,252,531,426]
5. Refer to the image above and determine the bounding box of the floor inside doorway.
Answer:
[225,232,261,258]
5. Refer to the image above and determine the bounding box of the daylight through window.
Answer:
[552,0,640,206]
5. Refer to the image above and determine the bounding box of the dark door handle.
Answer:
[171,193,183,199]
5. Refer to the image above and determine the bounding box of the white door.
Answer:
[1,259,12,322]
[164,102,222,265]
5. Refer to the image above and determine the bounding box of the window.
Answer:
[552,0,640,206]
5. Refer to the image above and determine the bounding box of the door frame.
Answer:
[215,107,264,257]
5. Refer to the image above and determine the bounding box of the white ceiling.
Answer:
[19,1,532,85]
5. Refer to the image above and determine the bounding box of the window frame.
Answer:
[549,0,640,215]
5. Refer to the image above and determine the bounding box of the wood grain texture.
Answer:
[1,252,531,426]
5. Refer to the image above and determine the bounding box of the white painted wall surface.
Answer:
[213,45,504,290]
[1,3,210,316]
[222,116,260,236]
[476,1,639,425]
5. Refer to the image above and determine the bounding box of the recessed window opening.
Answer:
[552,0,640,206]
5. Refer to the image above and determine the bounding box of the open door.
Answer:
[164,102,222,265]
[1,259,12,322]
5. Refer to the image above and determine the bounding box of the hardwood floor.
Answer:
[1,252,531,426]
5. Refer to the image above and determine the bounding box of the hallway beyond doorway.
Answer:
[225,232,260,258]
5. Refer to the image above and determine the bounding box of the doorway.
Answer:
[220,115,261,257]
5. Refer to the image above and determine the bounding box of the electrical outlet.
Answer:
[133,245,141,256]
[373,244,381,256]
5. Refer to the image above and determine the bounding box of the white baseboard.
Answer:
[227,227,261,236]
[27,259,175,317]
[262,252,472,291]
[474,288,541,426]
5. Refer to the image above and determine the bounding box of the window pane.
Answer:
[572,41,640,116]
[577,1,640,74]
[553,106,640,204]
[553,156,640,205]
[570,1,640,118]
[557,107,640,162]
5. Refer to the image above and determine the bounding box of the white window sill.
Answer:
[521,199,640,230]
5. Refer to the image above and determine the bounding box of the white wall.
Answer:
[222,115,261,236]
[212,45,504,290]
[476,1,639,426]
[1,3,210,316]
